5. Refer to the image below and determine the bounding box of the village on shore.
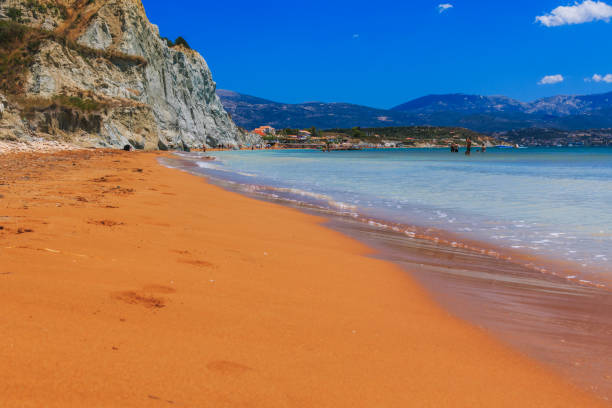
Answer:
[246,125,499,150]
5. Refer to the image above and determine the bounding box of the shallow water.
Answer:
[177,147,612,286]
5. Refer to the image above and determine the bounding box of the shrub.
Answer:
[0,20,28,44]
[54,95,101,112]
[6,7,22,22]
[27,38,40,52]
[17,95,105,117]
[174,36,190,49]
[25,0,47,14]
[47,3,67,19]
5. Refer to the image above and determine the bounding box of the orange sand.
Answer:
[0,150,607,407]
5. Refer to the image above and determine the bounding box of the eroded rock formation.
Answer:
[0,0,259,148]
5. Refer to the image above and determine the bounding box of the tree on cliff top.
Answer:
[174,36,190,49]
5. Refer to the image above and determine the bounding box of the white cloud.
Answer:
[352,33,359,39]
[588,73,612,82]
[438,3,453,13]
[538,74,565,85]
[536,1,612,27]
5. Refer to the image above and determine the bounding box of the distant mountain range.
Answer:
[217,89,612,133]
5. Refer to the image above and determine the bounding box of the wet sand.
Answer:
[0,150,608,407]
[326,217,612,401]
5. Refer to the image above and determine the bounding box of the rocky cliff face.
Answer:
[0,0,259,148]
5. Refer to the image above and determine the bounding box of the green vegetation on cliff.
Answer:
[0,20,146,95]
[158,35,191,49]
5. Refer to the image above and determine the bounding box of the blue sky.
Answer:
[142,0,612,108]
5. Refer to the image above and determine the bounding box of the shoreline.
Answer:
[166,150,612,291]
[167,151,612,400]
[1,150,608,406]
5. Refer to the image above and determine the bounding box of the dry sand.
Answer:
[0,150,607,407]
[0,140,82,154]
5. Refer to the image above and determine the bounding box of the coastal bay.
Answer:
[0,150,607,407]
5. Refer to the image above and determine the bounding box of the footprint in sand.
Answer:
[206,360,253,375]
[172,250,215,268]
[88,220,124,227]
[105,186,134,195]
[91,175,122,183]
[179,259,215,268]
[147,395,175,404]
[113,285,175,309]
[113,291,166,308]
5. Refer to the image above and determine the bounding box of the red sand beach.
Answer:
[0,150,608,407]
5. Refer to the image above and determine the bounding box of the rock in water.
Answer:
[0,0,260,149]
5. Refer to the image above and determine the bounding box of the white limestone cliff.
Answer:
[0,0,259,149]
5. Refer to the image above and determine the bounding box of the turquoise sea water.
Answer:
[180,147,612,286]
